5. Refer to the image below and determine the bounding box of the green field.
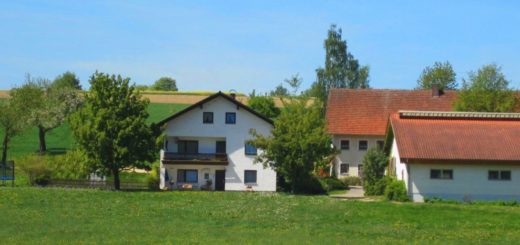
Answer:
[1,103,189,158]
[0,188,519,244]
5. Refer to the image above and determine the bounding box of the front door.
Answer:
[215,170,226,191]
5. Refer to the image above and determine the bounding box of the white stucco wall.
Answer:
[332,135,385,177]
[160,96,276,191]
[390,138,410,194]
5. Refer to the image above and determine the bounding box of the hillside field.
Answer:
[1,188,520,243]
[0,103,189,158]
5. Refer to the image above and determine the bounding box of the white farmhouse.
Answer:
[388,111,520,202]
[158,92,276,191]
[326,87,456,178]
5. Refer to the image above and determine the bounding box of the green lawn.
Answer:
[0,188,519,244]
[1,103,189,158]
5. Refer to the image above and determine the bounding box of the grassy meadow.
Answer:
[1,188,519,244]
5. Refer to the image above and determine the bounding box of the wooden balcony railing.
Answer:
[162,152,228,164]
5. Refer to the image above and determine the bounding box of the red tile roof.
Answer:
[390,111,520,162]
[326,89,457,136]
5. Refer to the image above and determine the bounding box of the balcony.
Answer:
[161,152,228,165]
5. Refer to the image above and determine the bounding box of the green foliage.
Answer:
[0,97,28,163]
[46,149,91,180]
[18,155,51,186]
[248,96,280,118]
[362,148,388,195]
[340,176,362,186]
[365,176,392,196]
[270,84,289,97]
[70,72,159,189]
[151,77,178,91]
[454,64,519,112]
[310,24,370,103]
[249,96,336,194]
[416,61,457,90]
[319,177,348,192]
[146,161,160,190]
[53,71,82,90]
[294,175,327,194]
[384,178,409,201]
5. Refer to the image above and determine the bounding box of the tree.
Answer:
[0,98,27,163]
[151,77,178,91]
[70,72,158,190]
[284,74,303,95]
[248,96,280,119]
[270,84,289,97]
[16,75,82,152]
[53,71,82,90]
[416,61,457,90]
[310,24,370,103]
[454,64,519,112]
[362,148,388,195]
[249,96,336,193]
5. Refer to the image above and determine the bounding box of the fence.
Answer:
[47,179,149,190]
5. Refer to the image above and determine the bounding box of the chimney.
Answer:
[230,93,236,100]
[431,84,441,97]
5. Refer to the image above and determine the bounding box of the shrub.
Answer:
[47,150,91,180]
[341,176,362,186]
[364,176,391,196]
[319,177,348,192]
[384,179,409,202]
[18,155,51,186]
[362,148,388,195]
[146,161,160,190]
[293,175,327,195]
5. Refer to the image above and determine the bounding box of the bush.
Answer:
[18,155,51,186]
[341,176,362,186]
[384,179,409,202]
[293,175,327,195]
[319,177,348,192]
[146,161,160,190]
[47,150,91,180]
[364,176,392,196]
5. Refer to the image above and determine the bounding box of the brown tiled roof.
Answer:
[390,111,520,162]
[326,89,458,136]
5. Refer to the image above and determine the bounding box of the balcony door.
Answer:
[216,141,226,154]
[178,140,198,154]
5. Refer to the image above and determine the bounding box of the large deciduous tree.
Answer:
[249,96,336,193]
[53,71,82,90]
[152,77,178,91]
[70,72,158,189]
[16,75,83,152]
[0,95,28,163]
[310,24,370,104]
[416,61,457,90]
[454,64,519,112]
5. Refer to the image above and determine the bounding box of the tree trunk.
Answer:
[112,168,120,190]
[1,134,8,164]
[38,126,47,153]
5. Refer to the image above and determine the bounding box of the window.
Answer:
[244,170,257,184]
[177,140,198,154]
[340,163,349,174]
[377,140,385,150]
[430,169,453,180]
[340,140,350,150]
[177,169,198,183]
[359,140,368,151]
[358,164,363,176]
[489,170,511,181]
[225,112,236,124]
[245,143,257,155]
[203,112,213,124]
[204,173,210,180]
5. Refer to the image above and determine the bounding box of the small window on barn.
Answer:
[430,169,453,180]
[203,112,214,124]
[340,140,350,150]
[244,170,257,184]
[340,163,349,174]
[489,170,511,181]
[358,140,368,151]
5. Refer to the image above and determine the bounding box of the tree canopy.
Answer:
[248,96,280,119]
[151,77,178,91]
[416,61,457,90]
[454,64,518,112]
[269,84,289,97]
[249,96,336,193]
[310,24,370,103]
[70,72,159,189]
[0,92,30,163]
[53,71,82,90]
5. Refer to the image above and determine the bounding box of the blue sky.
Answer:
[1,0,519,93]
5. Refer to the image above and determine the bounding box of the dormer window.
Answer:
[203,112,213,124]
[225,112,236,124]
